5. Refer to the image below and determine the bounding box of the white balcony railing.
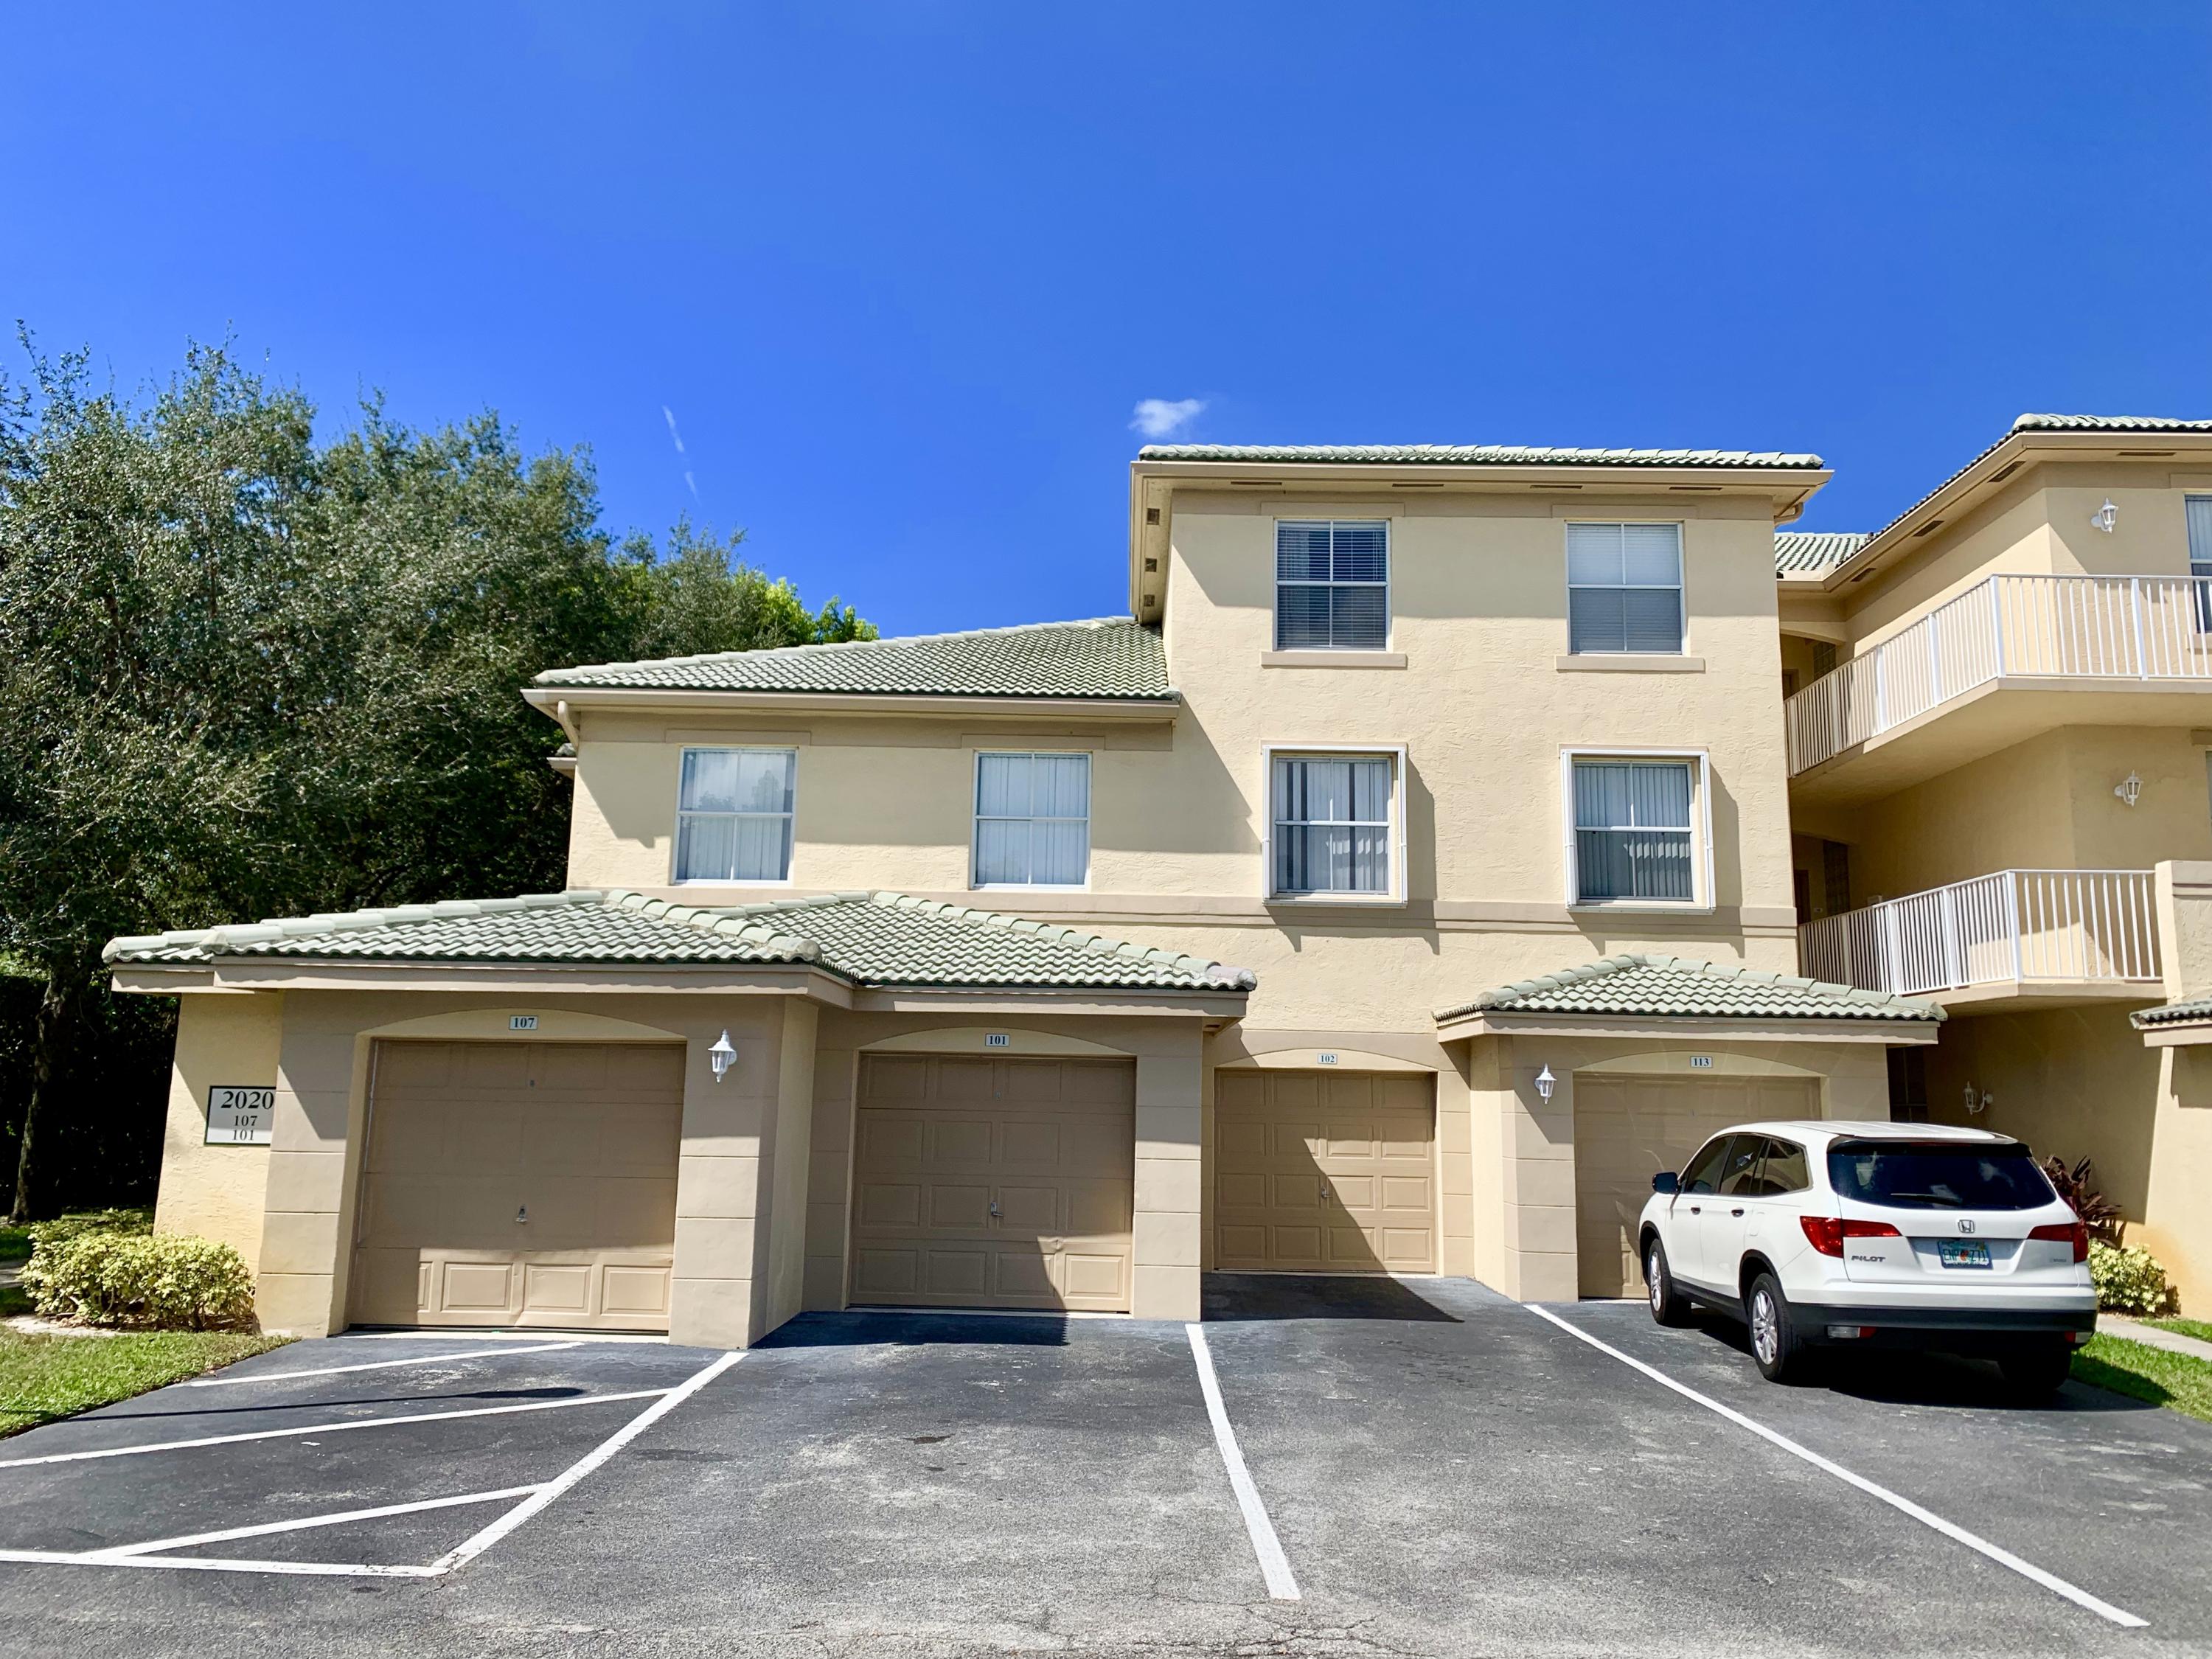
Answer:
[1798,869,2162,999]
[1786,574,2212,774]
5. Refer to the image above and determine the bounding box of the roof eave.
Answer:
[1822,428,2212,593]
[521,686,1180,725]
[1431,1008,1942,1044]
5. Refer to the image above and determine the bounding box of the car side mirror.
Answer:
[1651,1172,1680,1195]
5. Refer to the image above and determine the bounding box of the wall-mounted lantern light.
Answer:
[1964,1082,1991,1115]
[1534,1064,1557,1102]
[2115,771,2143,807]
[2091,499,2118,534]
[709,1029,737,1083]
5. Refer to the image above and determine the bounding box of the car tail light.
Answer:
[2029,1220,2090,1263]
[1800,1216,1903,1257]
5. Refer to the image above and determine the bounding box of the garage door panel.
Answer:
[1573,1074,1820,1298]
[850,1055,1134,1312]
[1214,1071,1438,1274]
[350,1040,682,1332]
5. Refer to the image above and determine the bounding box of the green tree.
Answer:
[0,336,871,1220]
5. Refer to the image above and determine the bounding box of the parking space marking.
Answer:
[0,1350,743,1579]
[1185,1324,1300,1601]
[93,1486,545,1558]
[1526,1304,2148,1630]
[433,1348,742,1571]
[185,1342,582,1386]
[0,1387,672,1469]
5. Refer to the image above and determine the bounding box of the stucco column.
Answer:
[1132,1021,1203,1321]
[256,999,369,1337]
[669,1006,785,1349]
[802,1028,858,1312]
[1500,1039,1578,1303]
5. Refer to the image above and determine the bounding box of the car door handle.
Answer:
[1731,1208,1745,1217]
[1688,1205,1702,1214]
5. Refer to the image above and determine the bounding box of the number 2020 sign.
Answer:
[205,1085,276,1146]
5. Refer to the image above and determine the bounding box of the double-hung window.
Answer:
[2188,496,2212,629]
[1567,523,1684,654]
[1270,751,1397,898]
[973,752,1090,887]
[1570,757,1697,904]
[674,748,796,883]
[1276,521,1389,650]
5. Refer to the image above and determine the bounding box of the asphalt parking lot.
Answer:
[0,1278,2206,1658]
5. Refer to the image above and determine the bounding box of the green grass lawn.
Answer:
[2073,1333,2212,1425]
[0,1329,291,1436]
[2148,1316,2212,1347]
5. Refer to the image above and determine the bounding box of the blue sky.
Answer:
[7,4,2210,636]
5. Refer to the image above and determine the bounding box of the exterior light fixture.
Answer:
[2091,499,2118,533]
[2115,772,2143,807]
[1534,1064,1557,1102]
[1964,1083,1990,1116]
[708,1029,737,1082]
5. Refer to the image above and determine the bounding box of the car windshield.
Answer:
[1826,1140,2055,1211]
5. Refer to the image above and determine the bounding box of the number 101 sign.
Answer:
[205,1085,276,1145]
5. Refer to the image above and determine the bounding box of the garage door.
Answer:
[1214,1070,1436,1273]
[1575,1074,1821,1298]
[349,1040,684,1332]
[849,1054,1135,1312]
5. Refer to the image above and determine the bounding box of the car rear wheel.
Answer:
[1745,1272,1806,1383]
[1645,1237,1693,1327]
[1997,1340,2076,1400]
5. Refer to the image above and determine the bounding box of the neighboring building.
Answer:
[1781,414,2212,1304]
[122,432,2023,1352]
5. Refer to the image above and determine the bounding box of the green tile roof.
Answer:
[1774,531,1870,574]
[1435,954,1942,1024]
[105,890,1256,994]
[536,617,1172,700]
[2132,996,2212,1030]
[1140,442,1823,469]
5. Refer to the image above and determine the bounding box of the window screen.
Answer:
[1572,760,1694,902]
[675,749,796,882]
[1567,523,1684,654]
[1276,521,1389,650]
[974,753,1090,887]
[1272,754,1392,895]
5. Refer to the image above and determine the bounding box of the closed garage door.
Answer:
[849,1054,1135,1312]
[1214,1070,1436,1273]
[1575,1074,1821,1298]
[349,1040,684,1332]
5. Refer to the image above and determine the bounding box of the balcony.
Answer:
[1785,574,2212,805]
[1797,869,2164,1013]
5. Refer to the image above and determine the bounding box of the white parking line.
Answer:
[186,1342,582,1386]
[1526,1304,2148,1630]
[1185,1324,1300,1601]
[0,1388,672,1469]
[94,1486,544,1558]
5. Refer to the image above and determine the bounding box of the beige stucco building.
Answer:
[128,430,2118,1350]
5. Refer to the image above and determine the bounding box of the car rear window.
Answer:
[1826,1139,2055,1211]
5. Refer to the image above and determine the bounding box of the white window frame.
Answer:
[969,749,1093,891]
[1261,742,1409,906]
[1559,746,1713,912]
[1273,518,1393,653]
[670,745,799,886]
[1564,520,1687,655]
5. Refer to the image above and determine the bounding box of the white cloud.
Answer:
[1130,397,1205,439]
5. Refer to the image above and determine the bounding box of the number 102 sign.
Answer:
[205,1085,276,1146]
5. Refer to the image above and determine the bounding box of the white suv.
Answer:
[1638,1121,2096,1394]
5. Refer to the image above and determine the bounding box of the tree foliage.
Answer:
[0,336,872,1217]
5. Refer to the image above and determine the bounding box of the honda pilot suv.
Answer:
[1638,1121,2096,1394]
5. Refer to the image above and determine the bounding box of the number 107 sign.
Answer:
[206,1085,276,1145]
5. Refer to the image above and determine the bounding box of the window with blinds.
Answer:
[1572,759,1694,902]
[1276,521,1389,650]
[2189,498,2212,630]
[1271,754,1393,896]
[973,752,1090,887]
[675,748,797,882]
[1567,523,1684,654]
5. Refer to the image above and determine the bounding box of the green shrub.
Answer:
[19,1231,253,1330]
[2090,1239,2176,1317]
[25,1208,153,1249]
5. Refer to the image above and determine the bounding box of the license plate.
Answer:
[1937,1239,1992,1269]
